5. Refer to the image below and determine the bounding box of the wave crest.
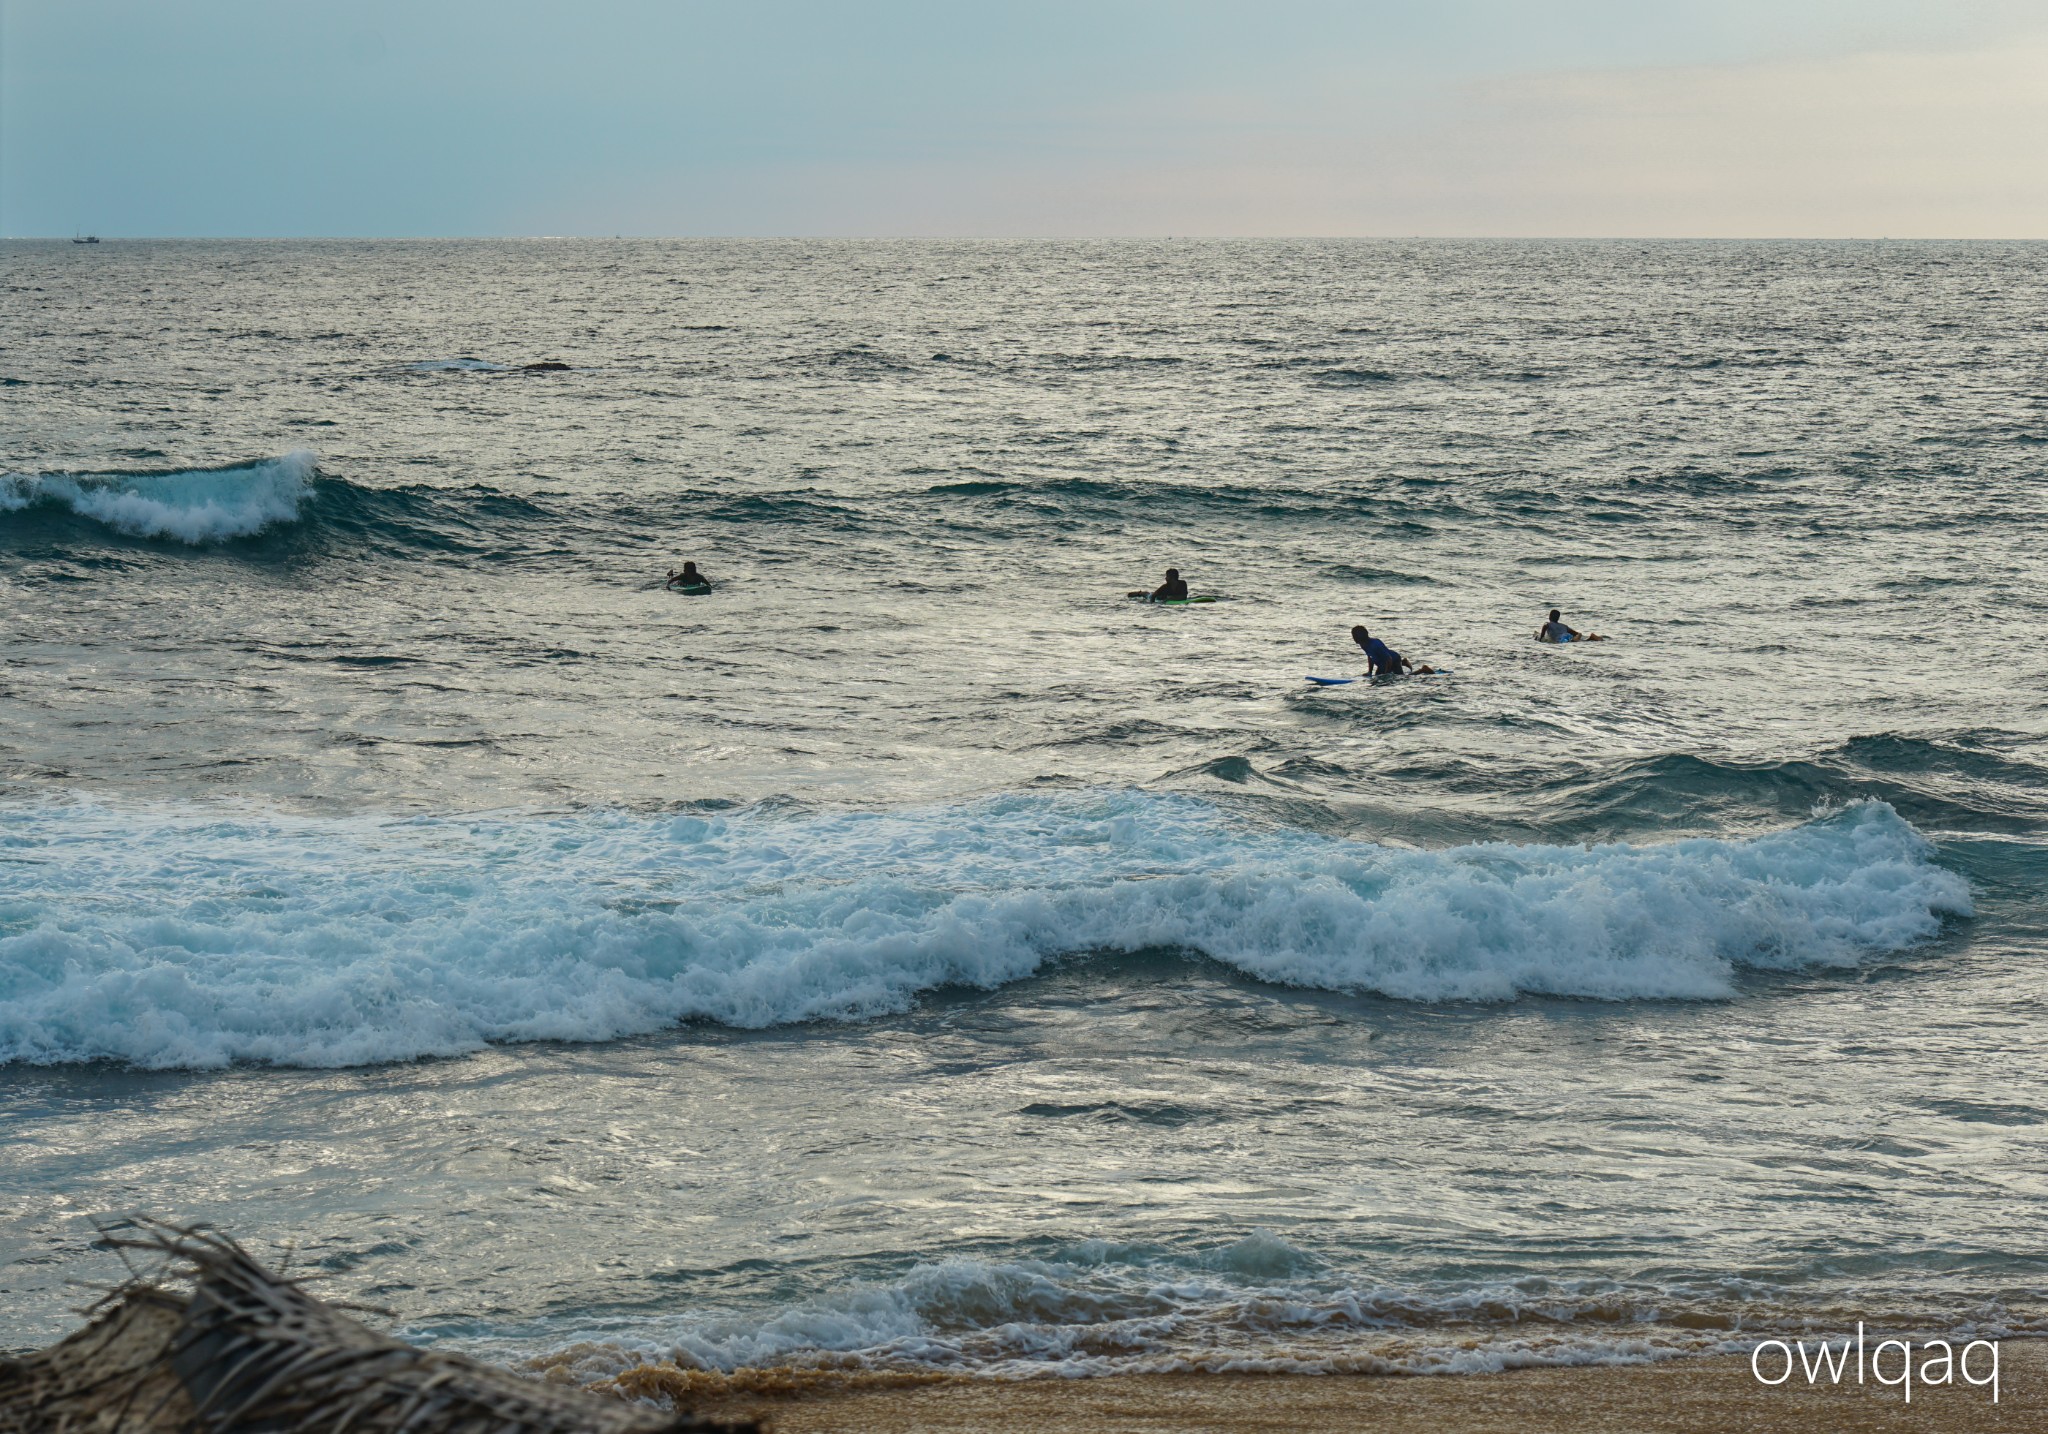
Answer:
[0,793,1970,1069]
[0,451,317,543]
[509,1233,2030,1381]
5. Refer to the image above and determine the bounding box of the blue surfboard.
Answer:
[1305,672,1452,686]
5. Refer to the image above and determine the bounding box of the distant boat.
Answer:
[72,232,99,244]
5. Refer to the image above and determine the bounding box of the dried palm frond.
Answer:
[0,1222,758,1434]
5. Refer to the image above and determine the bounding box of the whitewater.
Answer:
[0,450,316,542]
[0,795,1968,1068]
[1,237,2043,1380]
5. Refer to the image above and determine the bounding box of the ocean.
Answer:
[2,238,2043,1383]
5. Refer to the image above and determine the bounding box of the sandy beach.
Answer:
[618,1344,2048,1434]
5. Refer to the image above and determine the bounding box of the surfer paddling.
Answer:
[1351,625,1436,675]
[666,562,710,592]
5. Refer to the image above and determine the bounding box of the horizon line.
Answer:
[8,233,2046,244]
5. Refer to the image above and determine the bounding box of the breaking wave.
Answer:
[505,1231,2032,1382]
[0,452,317,543]
[0,792,1969,1069]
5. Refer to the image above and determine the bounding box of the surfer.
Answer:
[1150,568,1189,602]
[1351,625,1436,675]
[665,562,710,591]
[1536,609,1602,642]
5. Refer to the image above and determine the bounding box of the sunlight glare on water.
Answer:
[1,238,2044,1374]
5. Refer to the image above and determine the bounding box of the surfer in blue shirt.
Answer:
[1351,625,1436,675]
[1151,568,1189,601]
[1536,609,1603,642]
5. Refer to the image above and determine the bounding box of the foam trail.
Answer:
[0,793,1969,1069]
[514,1241,1673,1379]
[502,1231,2030,1380]
[0,451,317,542]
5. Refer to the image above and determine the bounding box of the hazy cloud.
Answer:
[5,1,2044,236]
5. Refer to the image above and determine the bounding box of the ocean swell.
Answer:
[0,451,317,543]
[0,792,1969,1069]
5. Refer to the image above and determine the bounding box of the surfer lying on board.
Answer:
[665,562,710,591]
[1351,625,1437,675]
[1536,609,1603,642]
[1150,568,1189,601]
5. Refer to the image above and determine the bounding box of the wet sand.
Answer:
[640,1343,2048,1433]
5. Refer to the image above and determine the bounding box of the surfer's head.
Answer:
[1165,568,1179,580]
[1549,609,1561,621]
[683,562,700,576]
[1351,625,1369,644]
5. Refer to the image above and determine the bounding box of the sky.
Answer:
[3,0,2045,238]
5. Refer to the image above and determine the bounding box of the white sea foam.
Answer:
[0,451,317,542]
[506,1237,1918,1381]
[0,793,1969,1069]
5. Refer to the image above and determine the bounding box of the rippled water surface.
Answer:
[2,239,2045,1375]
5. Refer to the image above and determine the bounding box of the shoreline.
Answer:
[592,1344,2046,1433]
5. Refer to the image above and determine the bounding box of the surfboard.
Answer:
[1305,671,1452,685]
[671,583,712,596]
[1129,594,1219,604]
